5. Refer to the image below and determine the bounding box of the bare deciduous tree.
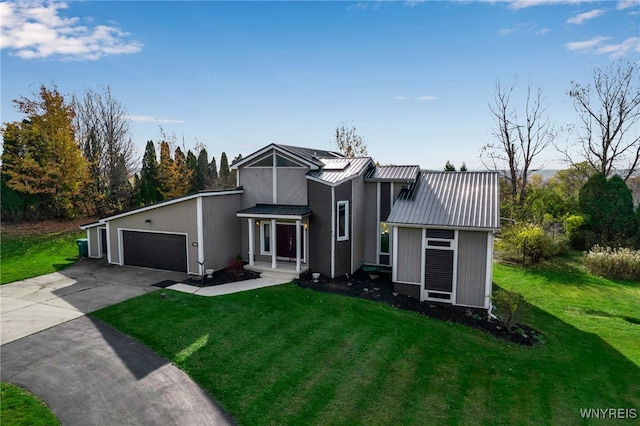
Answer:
[74,86,136,214]
[333,122,368,157]
[481,78,556,204]
[564,61,640,181]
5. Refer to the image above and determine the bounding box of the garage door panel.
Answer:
[122,231,187,272]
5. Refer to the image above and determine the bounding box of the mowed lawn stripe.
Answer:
[93,274,640,425]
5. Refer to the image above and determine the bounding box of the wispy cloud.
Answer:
[565,36,640,58]
[617,0,639,10]
[565,36,609,50]
[393,95,437,101]
[594,36,640,57]
[567,9,604,24]
[0,0,142,60]
[128,115,185,124]
[507,0,595,9]
[498,22,550,36]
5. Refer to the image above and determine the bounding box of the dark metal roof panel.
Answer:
[307,157,373,184]
[237,204,312,217]
[387,172,500,230]
[364,165,420,181]
[276,144,343,166]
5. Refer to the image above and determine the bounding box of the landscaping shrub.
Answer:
[584,245,640,281]
[490,288,523,331]
[498,223,566,263]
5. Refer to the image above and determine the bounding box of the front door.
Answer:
[276,224,296,259]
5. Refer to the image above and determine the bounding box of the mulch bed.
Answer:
[295,268,543,346]
[181,268,261,287]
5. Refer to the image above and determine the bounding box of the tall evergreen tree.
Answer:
[579,173,637,247]
[218,152,231,188]
[196,148,211,190]
[139,140,161,204]
[444,161,456,171]
[208,156,219,188]
[173,147,191,196]
[157,141,177,199]
[186,149,199,192]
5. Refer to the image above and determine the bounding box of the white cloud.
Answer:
[393,95,436,101]
[0,0,142,60]
[617,0,640,10]
[567,9,604,24]
[565,36,609,50]
[595,36,640,57]
[508,0,594,9]
[565,35,640,58]
[127,115,185,124]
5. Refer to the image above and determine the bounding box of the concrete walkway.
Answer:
[0,259,291,425]
[167,276,290,296]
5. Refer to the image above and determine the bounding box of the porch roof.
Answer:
[237,204,312,220]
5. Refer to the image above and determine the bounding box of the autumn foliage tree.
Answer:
[1,85,87,220]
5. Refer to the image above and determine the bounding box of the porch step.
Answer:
[258,270,297,282]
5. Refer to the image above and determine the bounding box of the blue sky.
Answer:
[1,0,639,171]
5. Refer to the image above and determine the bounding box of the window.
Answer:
[337,201,349,241]
[260,222,271,254]
[380,222,390,254]
[248,154,273,168]
[276,154,303,167]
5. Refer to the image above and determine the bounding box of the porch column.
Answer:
[248,218,255,266]
[295,219,301,272]
[271,218,277,269]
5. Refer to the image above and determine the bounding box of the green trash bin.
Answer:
[76,238,88,258]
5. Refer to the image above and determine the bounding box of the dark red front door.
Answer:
[276,224,297,258]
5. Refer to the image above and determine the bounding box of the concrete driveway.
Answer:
[0,258,186,345]
[0,259,235,425]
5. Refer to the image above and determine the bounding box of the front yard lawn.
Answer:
[94,261,640,425]
[1,230,84,284]
[0,382,60,426]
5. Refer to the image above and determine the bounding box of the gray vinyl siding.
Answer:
[456,231,489,308]
[363,182,377,264]
[108,199,198,272]
[239,168,274,207]
[351,175,365,274]
[87,227,99,258]
[277,168,308,205]
[202,194,243,271]
[395,227,422,284]
[308,180,332,277]
[334,180,352,277]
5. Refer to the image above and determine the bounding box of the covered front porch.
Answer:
[237,204,312,279]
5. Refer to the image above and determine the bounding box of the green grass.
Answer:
[0,382,60,426]
[94,261,640,426]
[494,257,640,367]
[0,230,84,284]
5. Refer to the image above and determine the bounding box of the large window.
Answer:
[337,201,349,241]
[260,222,271,254]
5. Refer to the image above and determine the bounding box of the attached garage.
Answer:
[122,231,187,272]
[82,189,244,275]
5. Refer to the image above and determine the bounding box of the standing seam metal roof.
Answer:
[364,165,421,181]
[387,172,500,229]
[306,157,374,185]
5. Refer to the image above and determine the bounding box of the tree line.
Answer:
[481,60,640,255]
[1,84,242,221]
